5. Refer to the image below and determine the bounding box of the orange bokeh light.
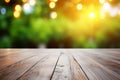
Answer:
[49,2,56,9]
[15,4,22,12]
[4,0,10,3]
[13,11,20,18]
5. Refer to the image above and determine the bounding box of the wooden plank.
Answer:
[71,50,120,80]
[51,53,72,80]
[51,49,88,80]
[80,50,120,75]
[0,49,120,80]
[0,54,48,80]
[68,53,88,80]
[0,49,20,57]
[17,53,61,80]
[96,49,120,57]
[0,49,62,70]
[101,49,120,53]
[0,51,35,70]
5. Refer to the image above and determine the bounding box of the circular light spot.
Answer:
[4,0,10,3]
[50,0,58,2]
[13,11,20,18]
[50,11,57,19]
[89,12,96,19]
[29,0,36,6]
[23,3,33,14]
[76,3,83,10]
[99,0,105,4]
[1,8,6,15]
[22,0,27,3]
[49,2,56,9]
[15,4,22,12]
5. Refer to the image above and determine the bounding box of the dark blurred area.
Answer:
[0,0,120,48]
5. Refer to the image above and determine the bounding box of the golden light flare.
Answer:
[108,0,112,2]
[4,0,10,3]
[99,0,106,4]
[76,3,83,10]
[89,12,96,19]
[13,11,20,18]
[100,13,106,19]
[49,2,56,9]
[118,11,120,16]
[15,5,22,12]
[50,11,57,19]
[49,0,58,2]
[22,0,27,3]
[29,0,36,6]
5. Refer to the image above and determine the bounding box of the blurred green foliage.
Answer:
[0,0,120,48]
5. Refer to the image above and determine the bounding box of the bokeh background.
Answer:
[0,0,120,48]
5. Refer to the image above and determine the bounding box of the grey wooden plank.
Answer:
[68,53,88,80]
[71,50,120,80]
[18,53,61,80]
[97,49,120,55]
[80,50,120,74]
[0,51,36,70]
[51,53,72,80]
[0,54,48,80]
[96,49,120,58]
[0,49,62,71]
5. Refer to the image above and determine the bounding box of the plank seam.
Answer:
[50,52,62,80]
[16,55,49,80]
[81,53,120,79]
[72,55,89,80]
[68,55,73,80]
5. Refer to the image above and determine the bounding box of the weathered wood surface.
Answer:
[0,49,120,80]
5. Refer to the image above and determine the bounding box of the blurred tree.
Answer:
[0,0,120,48]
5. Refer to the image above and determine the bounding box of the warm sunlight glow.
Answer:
[118,11,120,15]
[77,3,83,10]
[102,2,111,10]
[100,13,106,19]
[22,0,27,3]
[50,0,58,2]
[13,11,20,18]
[109,0,112,2]
[49,2,56,9]
[15,5,22,12]
[29,0,36,6]
[99,0,106,4]
[50,11,57,19]
[4,0,10,3]
[89,12,96,19]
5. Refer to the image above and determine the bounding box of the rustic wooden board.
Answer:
[0,49,120,80]
[0,51,35,70]
[0,49,20,57]
[80,50,120,74]
[71,50,120,80]
[0,55,48,80]
[18,53,60,80]
[68,54,88,80]
[51,53,72,80]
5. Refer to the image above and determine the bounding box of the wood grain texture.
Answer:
[18,53,60,80]
[0,49,120,80]
[0,51,35,70]
[68,54,88,80]
[51,53,72,80]
[71,50,120,80]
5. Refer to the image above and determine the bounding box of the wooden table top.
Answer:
[0,49,120,80]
